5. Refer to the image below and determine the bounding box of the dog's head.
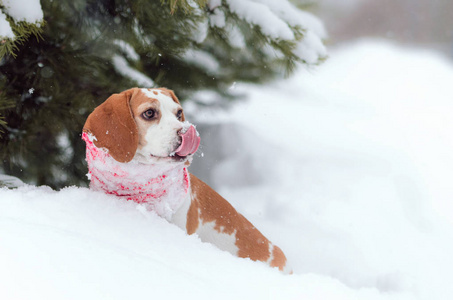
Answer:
[83,87,199,164]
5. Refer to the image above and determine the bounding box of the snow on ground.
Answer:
[192,40,453,299]
[0,187,397,300]
[1,40,453,299]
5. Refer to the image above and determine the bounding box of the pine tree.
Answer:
[0,0,326,188]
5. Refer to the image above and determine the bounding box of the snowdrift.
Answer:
[1,187,396,300]
[2,40,453,299]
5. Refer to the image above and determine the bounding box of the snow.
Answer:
[253,0,327,39]
[182,49,220,74]
[113,40,140,61]
[295,29,328,64]
[226,24,246,49]
[226,0,295,40]
[191,18,209,44]
[0,186,395,300]
[221,0,327,64]
[111,55,154,87]
[1,0,43,24]
[0,174,24,188]
[208,8,226,28]
[0,11,14,38]
[192,40,453,300]
[208,0,222,10]
[2,40,453,299]
[0,0,44,39]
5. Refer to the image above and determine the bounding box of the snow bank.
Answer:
[0,186,395,300]
[192,40,453,300]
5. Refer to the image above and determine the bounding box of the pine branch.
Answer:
[0,88,14,135]
[0,17,45,59]
[0,117,6,134]
[0,0,326,188]
[161,0,209,13]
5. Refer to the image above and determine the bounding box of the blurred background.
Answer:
[319,0,453,55]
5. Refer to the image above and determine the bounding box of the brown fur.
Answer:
[270,245,287,271]
[189,174,286,267]
[83,89,139,163]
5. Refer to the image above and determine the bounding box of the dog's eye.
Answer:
[176,109,183,120]
[142,109,156,120]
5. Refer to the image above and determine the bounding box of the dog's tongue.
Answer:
[175,125,200,157]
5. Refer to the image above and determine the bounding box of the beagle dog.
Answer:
[83,87,290,273]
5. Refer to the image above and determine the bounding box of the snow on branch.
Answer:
[0,0,44,58]
[113,40,140,62]
[0,0,44,38]
[209,0,327,65]
[1,0,43,24]
[253,0,326,38]
[226,0,295,40]
[112,55,155,87]
[0,10,14,39]
[295,30,327,64]
[182,49,221,74]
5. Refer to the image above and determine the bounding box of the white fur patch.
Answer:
[170,193,192,230]
[195,220,239,256]
[266,244,275,265]
[267,243,292,274]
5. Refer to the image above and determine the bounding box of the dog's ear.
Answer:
[158,88,185,121]
[83,89,139,163]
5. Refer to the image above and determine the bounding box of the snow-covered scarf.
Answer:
[82,132,190,219]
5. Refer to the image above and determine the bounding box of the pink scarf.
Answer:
[82,132,190,219]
